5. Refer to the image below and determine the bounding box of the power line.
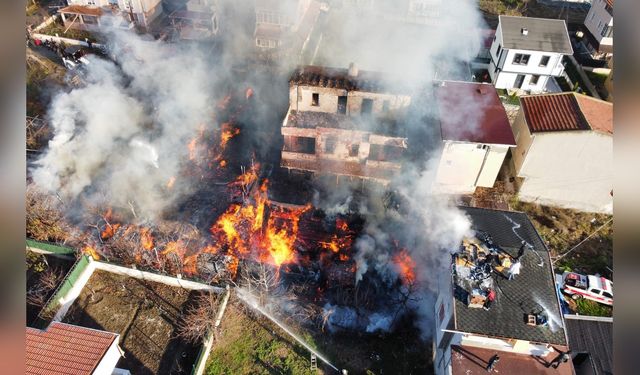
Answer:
[551,218,613,265]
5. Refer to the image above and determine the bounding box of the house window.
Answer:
[597,20,603,31]
[530,75,540,85]
[349,144,359,157]
[438,303,445,326]
[311,93,319,106]
[512,53,530,65]
[337,96,347,114]
[601,24,612,38]
[361,98,373,115]
[324,136,337,153]
[602,291,612,298]
[539,55,550,67]
[495,44,501,58]
[590,12,595,21]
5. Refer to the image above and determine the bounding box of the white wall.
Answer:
[92,337,123,375]
[585,0,613,45]
[434,142,509,194]
[517,131,613,213]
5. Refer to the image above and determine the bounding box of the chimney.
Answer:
[348,62,358,77]
[521,27,528,36]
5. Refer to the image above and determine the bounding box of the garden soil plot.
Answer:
[207,298,432,375]
[26,251,75,327]
[63,270,210,375]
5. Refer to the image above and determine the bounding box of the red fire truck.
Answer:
[560,272,613,306]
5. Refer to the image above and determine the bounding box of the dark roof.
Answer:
[520,93,613,134]
[499,16,573,54]
[436,81,516,145]
[284,110,406,137]
[453,206,567,345]
[26,322,118,374]
[451,344,574,375]
[564,315,613,375]
[289,65,408,94]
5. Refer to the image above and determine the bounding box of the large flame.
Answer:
[209,167,310,267]
[393,249,416,285]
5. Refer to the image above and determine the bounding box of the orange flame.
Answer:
[209,169,310,267]
[220,123,240,149]
[188,138,198,161]
[101,223,121,240]
[393,249,416,285]
[166,176,176,189]
[82,245,100,260]
[140,228,154,250]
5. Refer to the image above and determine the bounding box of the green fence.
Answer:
[26,239,76,255]
[38,255,91,323]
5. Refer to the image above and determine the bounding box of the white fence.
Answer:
[31,32,106,50]
[51,258,224,322]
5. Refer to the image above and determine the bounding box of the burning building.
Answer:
[280,64,411,184]
[433,206,572,375]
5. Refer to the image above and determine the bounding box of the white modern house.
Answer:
[433,81,516,194]
[64,0,163,29]
[433,207,572,375]
[488,16,573,93]
[511,92,613,213]
[582,0,613,59]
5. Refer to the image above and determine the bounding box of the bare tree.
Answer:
[238,261,279,306]
[26,184,70,242]
[176,292,219,344]
[27,268,63,307]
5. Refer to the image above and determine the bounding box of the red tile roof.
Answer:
[450,345,574,375]
[520,92,612,134]
[575,94,613,134]
[58,5,104,17]
[437,81,516,145]
[26,322,118,374]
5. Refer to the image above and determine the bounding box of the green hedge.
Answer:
[38,255,91,321]
[26,239,76,255]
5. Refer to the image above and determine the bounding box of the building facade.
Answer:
[583,0,613,59]
[281,64,411,183]
[254,0,320,58]
[489,16,573,93]
[64,0,162,29]
[511,92,613,213]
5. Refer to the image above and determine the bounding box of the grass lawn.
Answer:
[479,0,527,16]
[574,298,612,317]
[206,300,319,375]
[509,198,612,278]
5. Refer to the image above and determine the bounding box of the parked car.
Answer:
[559,271,613,306]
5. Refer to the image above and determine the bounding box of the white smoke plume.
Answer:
[31,29,216,219]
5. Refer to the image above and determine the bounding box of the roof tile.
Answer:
[26,322,118,374]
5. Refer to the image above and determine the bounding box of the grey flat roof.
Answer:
[499,15,573,54]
